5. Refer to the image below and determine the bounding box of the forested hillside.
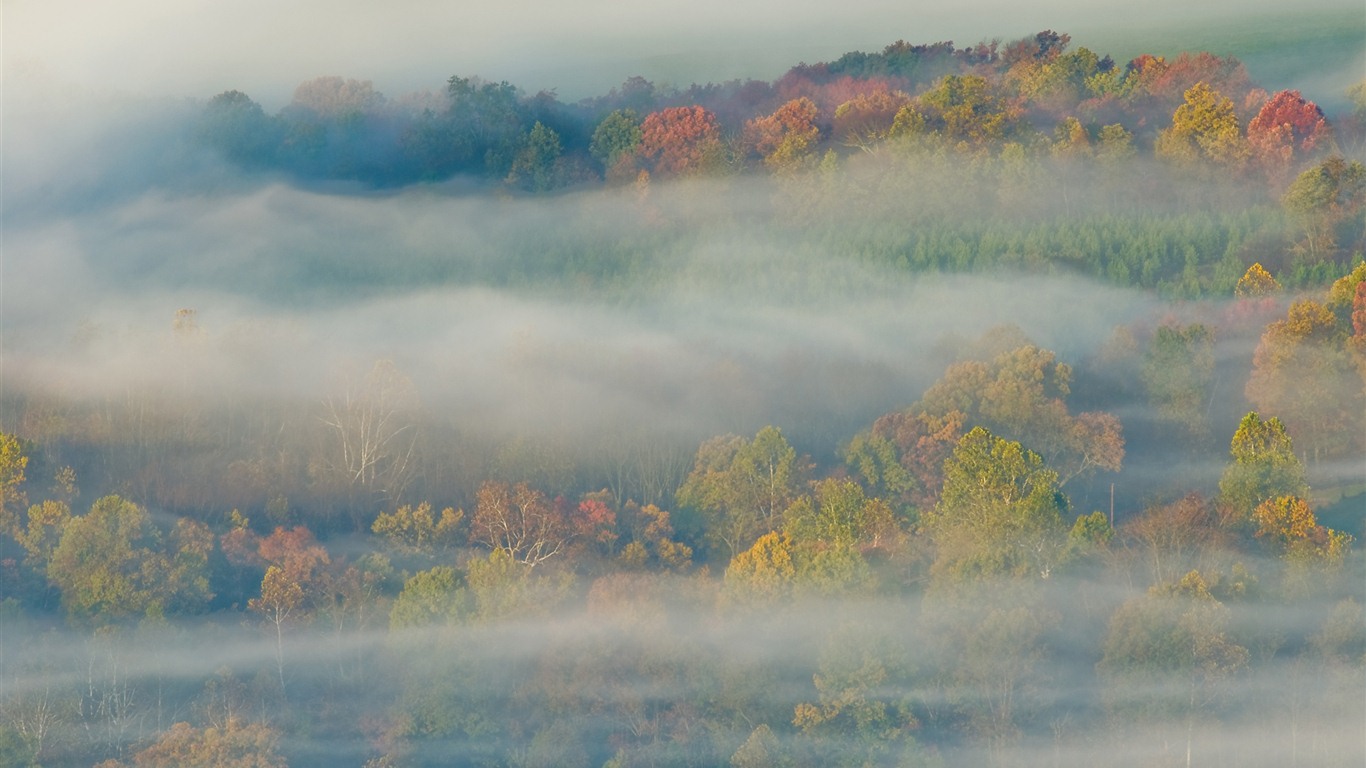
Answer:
[2,26,1364,768]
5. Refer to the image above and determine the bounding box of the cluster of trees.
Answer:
[198,33,1365,196]
[3,259,1364,766]
[189,33,1366,301]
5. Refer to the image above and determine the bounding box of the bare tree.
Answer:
[319,360,421,522]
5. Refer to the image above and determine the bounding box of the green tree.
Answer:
[371,501,464,562]
[925,427,1069,585]
[1218,413,1308,518]
[389,566,465,630]
[506,121,565,192]
[46,495,207,624]
[590,108,643,171]
[676,426,803,560]
[1142,324,1215,443]
[1282,156,1366,258]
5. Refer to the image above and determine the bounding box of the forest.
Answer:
[2,19,1365,768]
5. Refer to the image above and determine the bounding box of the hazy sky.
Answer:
[6,0,1362,107]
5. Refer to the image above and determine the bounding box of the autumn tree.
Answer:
[832,90,911,151]
[246,525,330,694]
[1217,413,1308,518]
[1234,262,1281,298]
[906,74,1020,146]
[469,481,568,568]
[0,431,29,537]
[126,719,286,768]
[1122,494,1233,588]
[1246,299,1363,462]
[847,409,964,510]
[637,105,723,177]
[1247,90,1330,185]
[616,502,692,572]
[1156,82,1248,168]
[924,427,1069,585]
[743,97,820,172]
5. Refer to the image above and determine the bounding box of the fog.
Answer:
[3,6,1364,767]
[6,0,1361,106]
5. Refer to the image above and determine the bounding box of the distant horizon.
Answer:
[5,1,1360,110]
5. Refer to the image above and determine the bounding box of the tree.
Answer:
[1156,82,1248,168]
[0,432,29,538]
[443,76,528,175]
[250,565,303,695]
[1247,90,1330,184]
[468,481,568,568]
[1217,413,1308,518]
[915,74,1018,145]
[127,719,286,768]
[676,426,803,559]
[197,90,280,168]
[1234,262,1281,298]
[1282,156,1366,258]
[1099,572,1250,766]
[722,531,797,605]
[638,106,723,176]
[1122,494,1231,587]
[833,90,911,151]
[743,97,820,172]
[506,121,565,192]
[371,501,464,561]
[925,427,1069,585]
[1246,300,1362,462]
[1142,324,1215,443]
[46,495,208,624]
[389,566,465,629]
[914,343,1124,487]
[590,108,643,179]
[319,359,421,526]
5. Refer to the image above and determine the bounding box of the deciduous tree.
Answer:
[1217,413,1308,518]
[1246,300,1362,462]
[925,427,1069,585]
[638,106,723,176]
[1156,82,1248,168]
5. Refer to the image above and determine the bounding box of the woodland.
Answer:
[2,26,1365,768]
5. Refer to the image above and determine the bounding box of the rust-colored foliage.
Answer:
[638,106,722,176]
[743,97,820,170]
[1248,90,1330,182]
[833,89,912,149]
